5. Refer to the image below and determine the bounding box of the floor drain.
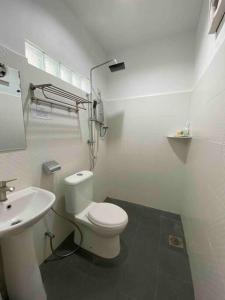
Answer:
[168,234,184,249]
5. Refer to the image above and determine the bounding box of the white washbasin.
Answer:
[0,186,55,300]
[0,186,55,238]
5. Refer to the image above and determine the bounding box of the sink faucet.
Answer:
[0,179,17,202]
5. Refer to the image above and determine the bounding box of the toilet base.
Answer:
[74,224,120,259]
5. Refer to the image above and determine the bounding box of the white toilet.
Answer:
[64,171,128,259]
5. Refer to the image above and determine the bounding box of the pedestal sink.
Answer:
[0,187,55,300]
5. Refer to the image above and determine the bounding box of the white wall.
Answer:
[0,45,107,300]
[105,1,225,297]
[0,1,108,297]
[0,45,108,260]
[0,0,108,258]
[0,0,107,93]
[104,31,194,214]
[181,1,225,299]
[182,39,225,300]
[105,92,191,213]
[106,32,195,100]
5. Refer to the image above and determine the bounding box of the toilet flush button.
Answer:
[77,173,83,176]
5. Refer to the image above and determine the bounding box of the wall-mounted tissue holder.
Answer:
[42,161,61,175]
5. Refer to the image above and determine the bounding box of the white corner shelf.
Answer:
[167,135,192,139]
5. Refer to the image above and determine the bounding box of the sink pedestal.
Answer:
[1,228,46,300]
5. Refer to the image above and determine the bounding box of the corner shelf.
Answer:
[167,135,192,139]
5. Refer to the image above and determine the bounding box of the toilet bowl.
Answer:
[64,171,128,258]
[74,202,128,258]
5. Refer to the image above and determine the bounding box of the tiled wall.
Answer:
[0,45,108,265]
[105,92,191,214]
[182,36,225,300]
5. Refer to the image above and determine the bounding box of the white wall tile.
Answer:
[105,92,191,213]
[0,46,108,266]
[182,35,225,300]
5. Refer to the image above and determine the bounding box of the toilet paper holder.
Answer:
[42,161,61,175]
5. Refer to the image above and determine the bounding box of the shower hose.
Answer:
[45,208,83,259]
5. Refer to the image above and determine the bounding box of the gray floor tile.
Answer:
[42,262,87,300]
[137,214,161,243]
[136,204,162,220]
[117,262,157,300]
[160,210,181,222]
[155,272,195,300]
[106,198,140,249]
[117,292,136,300]
[160,215,184,237]
[40,198,194,300]
[73,278,138,300]
[158,247,192,283]
[74,277,117,300]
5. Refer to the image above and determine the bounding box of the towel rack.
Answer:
[30,83,91,113]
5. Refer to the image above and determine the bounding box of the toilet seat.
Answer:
[88,203,128,228]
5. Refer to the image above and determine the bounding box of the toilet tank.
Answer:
[64,171,93,215]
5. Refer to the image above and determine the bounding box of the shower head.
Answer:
[109,62,125,72]
[90,59,125,99]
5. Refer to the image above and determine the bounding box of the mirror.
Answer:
[0,63,26,151]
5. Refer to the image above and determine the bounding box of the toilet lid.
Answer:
[88,203,128,227]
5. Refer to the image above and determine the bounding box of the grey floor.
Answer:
[40,198,195,300]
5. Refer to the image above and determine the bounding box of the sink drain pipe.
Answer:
[45,208,83,259]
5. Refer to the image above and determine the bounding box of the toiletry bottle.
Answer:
[184,121,190,136]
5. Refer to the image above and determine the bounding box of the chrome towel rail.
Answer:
[30,83,90,113]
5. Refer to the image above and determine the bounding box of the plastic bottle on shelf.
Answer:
[183,121,190,136]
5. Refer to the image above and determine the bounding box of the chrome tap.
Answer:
[0,179,16,202]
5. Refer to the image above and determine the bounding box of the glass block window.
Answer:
[25,41,90,93]
[25,42,44,70]
[81,78,91,94]
[60,64,72,84]
[44,55,59,77]
[72,72,81,89]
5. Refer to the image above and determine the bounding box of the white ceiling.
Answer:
[64,0,203,54]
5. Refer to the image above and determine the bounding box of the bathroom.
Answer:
[0,0,225,299]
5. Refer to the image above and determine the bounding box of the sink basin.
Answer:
[0,186,55,237]
[0,186,55,300]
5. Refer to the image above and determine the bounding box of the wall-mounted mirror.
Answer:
[0,63,26,151]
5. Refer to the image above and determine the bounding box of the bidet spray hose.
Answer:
[45,208,83,259]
